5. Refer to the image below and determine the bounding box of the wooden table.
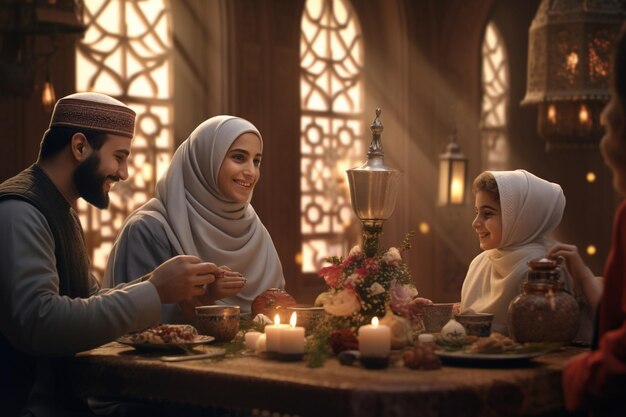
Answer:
[67,343,585,417]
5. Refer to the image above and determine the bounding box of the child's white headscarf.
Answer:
[460,169,566,334]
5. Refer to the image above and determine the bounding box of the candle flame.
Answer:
[371,316,379,327]
[274,314,280,325]
[290,312,297,327]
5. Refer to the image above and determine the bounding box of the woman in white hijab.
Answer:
[105,116,285,322]
[460,169,590,337]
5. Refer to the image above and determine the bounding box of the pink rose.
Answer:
[318,264,343,288]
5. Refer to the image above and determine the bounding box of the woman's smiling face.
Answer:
[217,132,262,203]
[472,190,503,250]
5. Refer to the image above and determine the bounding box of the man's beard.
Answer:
[73,152,118,209]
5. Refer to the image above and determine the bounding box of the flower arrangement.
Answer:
[307,232,430,366]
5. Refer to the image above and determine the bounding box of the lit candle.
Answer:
[264,314,288,352]
[245,331,262,351]
[279,312,305,354]
[358,317,391,357]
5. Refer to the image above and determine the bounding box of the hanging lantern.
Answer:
[41,74,56,113]
[438,127,468,206]
[521,0,625,151]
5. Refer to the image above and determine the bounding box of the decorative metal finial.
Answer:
[367,108,384,158]
[346,107,401,257]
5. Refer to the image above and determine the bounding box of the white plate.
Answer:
[435,349,549,363]
[116,335,215,352]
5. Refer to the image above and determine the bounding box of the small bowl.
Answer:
[286,305,325,333]
[454,313,494,337]
[422,303,454,333]
[195,305,240,343]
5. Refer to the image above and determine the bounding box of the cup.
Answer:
[454,313,494,337]
[195,305,240,343]
[422,303,454,333]
[285,305,325,334]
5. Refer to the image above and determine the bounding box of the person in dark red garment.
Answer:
[548,23,626,417]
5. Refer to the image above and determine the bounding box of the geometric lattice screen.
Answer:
[76,0,174,279]
[300,0,364,273]
[480,21,510,171]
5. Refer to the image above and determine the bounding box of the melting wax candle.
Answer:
[245,331,262,351]
[279,312,305,354]
[264,314,288,352]
[358,317,391,357]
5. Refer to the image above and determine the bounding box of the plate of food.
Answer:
[117,324,214,352]
[435,349,549,363]
[434,332,559,365]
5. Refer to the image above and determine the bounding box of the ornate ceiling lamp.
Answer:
[0,0,85,100]
[521,0,625,151]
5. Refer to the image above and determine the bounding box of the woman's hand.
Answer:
[546,243,602,311]
[546,243,589,284]
[177,265,246,321]
[205,266,247,301]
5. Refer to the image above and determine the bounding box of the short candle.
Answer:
[245,331,262,351]
[358,316,391,357]
[265,314,288,352]
[279,312,305,354]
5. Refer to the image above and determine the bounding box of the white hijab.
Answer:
[132,116,284,313]
[460,169,566,334]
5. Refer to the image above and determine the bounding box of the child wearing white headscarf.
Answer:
[461,169,590,338]
[105,116,285,321]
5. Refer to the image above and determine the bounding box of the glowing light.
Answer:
[586,245,597,256]
[579,104,590,125]
[371,316,379,327]
[547,104,557,124]
[41,79,56,113]
[586,172,596,183]
[419,222,430,235]
[450,178,464,204]
[290,312,298,327]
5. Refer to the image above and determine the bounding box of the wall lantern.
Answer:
[0,0,85,106]
[521,0,625,151]
[438,126,468,206]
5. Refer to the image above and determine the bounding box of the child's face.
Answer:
[472,191,502,250]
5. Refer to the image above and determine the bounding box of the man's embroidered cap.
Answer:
[49,92,136,138]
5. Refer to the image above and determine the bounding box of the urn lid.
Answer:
[527,257,563,282]
[527,257,562,271]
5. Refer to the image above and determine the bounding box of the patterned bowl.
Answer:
[286,305,325,334]
[422,303,454,333]
[195,305,240,343]
[454,313,494,337]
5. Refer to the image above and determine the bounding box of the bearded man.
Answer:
[0,93,220,417]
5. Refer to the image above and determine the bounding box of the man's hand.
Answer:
[147,255,220,304]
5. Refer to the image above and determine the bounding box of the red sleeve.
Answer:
[562,323,626,411]
[562,202,626,413]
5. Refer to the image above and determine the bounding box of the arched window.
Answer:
[76,0,174,278]
[481,21,509,170]
[300,0,364,273]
